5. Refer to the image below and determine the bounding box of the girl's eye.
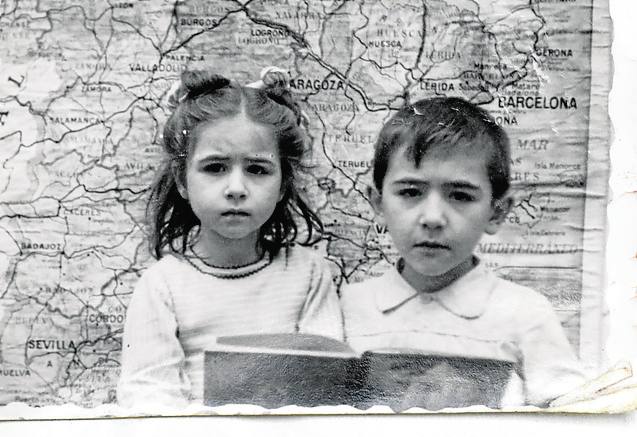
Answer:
[204,163,226,173]
[450,191,475,202]
[247,164,270,175]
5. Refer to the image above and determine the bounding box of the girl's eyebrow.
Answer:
[195,154,277,165]
[196,153,230,162]
[245,156,276,164]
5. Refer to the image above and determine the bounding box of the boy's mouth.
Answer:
[415,241,450,250]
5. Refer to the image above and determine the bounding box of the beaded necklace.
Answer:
[183,246,271,279]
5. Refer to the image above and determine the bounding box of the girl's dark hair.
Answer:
[148,70,322,259]
[373,97,511,200]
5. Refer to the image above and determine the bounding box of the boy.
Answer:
[341,97,585,408]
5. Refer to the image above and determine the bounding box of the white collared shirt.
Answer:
[341,261,586,406]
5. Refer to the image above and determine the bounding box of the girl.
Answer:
[117,69,344,407]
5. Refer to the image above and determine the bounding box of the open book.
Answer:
[203,333,514,411]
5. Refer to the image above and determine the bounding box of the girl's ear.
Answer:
[485,195,513,235]
[171,163,188,200]
[369,185,386,227]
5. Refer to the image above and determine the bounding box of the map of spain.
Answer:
[0,0,608,407]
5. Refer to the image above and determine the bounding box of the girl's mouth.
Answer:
[221,210,250,217]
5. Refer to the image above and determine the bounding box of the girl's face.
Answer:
[176,114,283,259]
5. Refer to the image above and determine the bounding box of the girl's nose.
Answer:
[224,169,248,200]
[418,193,447,229]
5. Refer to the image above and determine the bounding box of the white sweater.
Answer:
[118,244,344,407]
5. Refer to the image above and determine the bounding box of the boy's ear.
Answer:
[368,185,386,227]
[485,195,513,235]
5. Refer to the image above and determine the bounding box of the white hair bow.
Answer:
[245,66,289,89]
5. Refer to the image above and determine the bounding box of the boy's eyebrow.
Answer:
[444,181,483,191]
[391,178,427,185]
[391,178,483,190]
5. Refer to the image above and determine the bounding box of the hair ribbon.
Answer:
[246,66,289,89]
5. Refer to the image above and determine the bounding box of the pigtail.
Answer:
[265,86,306,127]
[250,67,324,253]
[265,87,308,129]
[147,162,199,259]
[164,71,231,112]
[164,80,186,112]
[181,71,231,100]
[288,190,324,246]
[249,66,308,128]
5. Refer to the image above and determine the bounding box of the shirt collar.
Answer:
[375,259,497,319]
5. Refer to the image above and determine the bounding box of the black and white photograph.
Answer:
[0,0,633,422]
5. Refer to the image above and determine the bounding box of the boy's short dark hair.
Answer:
[372,97,511,200]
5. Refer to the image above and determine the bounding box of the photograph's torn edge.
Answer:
[0,363,635,419]
[0,362,634,419]
[547,362,636,413]
[1,0,635,420]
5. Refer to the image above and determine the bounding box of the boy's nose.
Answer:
[418,194,447,229]
[224,169,248,200]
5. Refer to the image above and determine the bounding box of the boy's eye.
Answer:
[397,188,421,198]
[247,164,270,175]
[204,163,226,173]
[449,191,475,202]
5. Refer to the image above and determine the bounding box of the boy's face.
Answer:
[372,145,510,289]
